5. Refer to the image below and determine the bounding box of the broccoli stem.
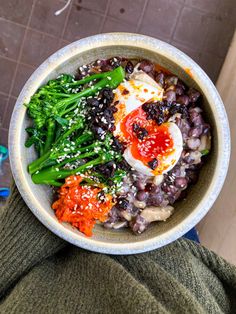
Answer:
[28,131,94,174]
[56,66,125,115]
[40,91,72,98]
[56,120,86,144]
[36,150,97,171]
[28,150,51,174]
[66,70,120,87]
[57,151,97,167]
[43,119,56,154]
[31,155,109,186]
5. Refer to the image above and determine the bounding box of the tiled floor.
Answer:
[0,0,236,259]
[1,0,235,148]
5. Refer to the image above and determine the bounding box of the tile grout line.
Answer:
[1,2,234,36]
[99,0,111,33]
[0,91,17,98]
[3,0,37,124]
[169,2,186,43]
[0,7,110,32]
[0,54,36,69]
[135,0,149,32]
[1,17,58,40]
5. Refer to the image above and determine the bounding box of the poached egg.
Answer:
[112,71,183,176]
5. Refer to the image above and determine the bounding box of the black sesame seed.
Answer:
[97,190,106,203]
[155,116,165,125]
[148,158,158,170]
[132,123,148,140]
[117,159,132,171]
[99,87,114,105]
[132,123,140,132]
[111,137,125,152]
[87,97,100,108]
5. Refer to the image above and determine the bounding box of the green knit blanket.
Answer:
[1,184,236,313]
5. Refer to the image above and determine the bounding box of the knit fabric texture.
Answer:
[1,184,236,314]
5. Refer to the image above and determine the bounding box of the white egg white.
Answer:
[123,122,183,176]
[113,74,163,136]
[112,71,183,177]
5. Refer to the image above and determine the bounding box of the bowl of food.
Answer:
[9,33,230,254]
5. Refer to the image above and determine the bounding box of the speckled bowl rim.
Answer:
[9,33,230,254]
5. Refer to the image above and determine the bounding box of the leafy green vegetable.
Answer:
[25,66,125,155]
[201,149,209,156]
[25,66,126,188]
[31,134,122,187]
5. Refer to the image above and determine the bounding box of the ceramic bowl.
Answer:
[9,33,230,254]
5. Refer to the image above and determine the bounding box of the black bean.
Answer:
[175,85,184,96]
[175,177,188,189]
[187,88,201,103]
[106,206,120,223]
[182,151,195,164]
[165,90,176,103]
[178,189,187,200]
[168,185,179,195]
[155,72,165,86]
[202,123,210,134]
[97,190,106,203]
[168,190,181,204]
[145,183,160,193]
[189,111,204,126]
[131,215,148,234]
[74,72,84,80]
[155,115,165,125]
[101,64,113,72]
[176,95,190,106]
[109,57,122,68]
[177,80,186,90]
[165,75,178,87]
[187,138,201,150]
[146,193,164,206]
[175,117,191,136]
[188,125,203,137]
[161,183,170,193]
[138,60,154,73]
[116,197,130,210]
[136,190,148,201]
[169,166,181,177]
[133,180,146,190]
[99,87,114,104]
[110,105,118,113]
[87,97,100,108]
[125,61,134,74]
[186,170,198,184]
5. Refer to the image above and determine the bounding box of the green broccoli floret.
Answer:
[25,66,125,155]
